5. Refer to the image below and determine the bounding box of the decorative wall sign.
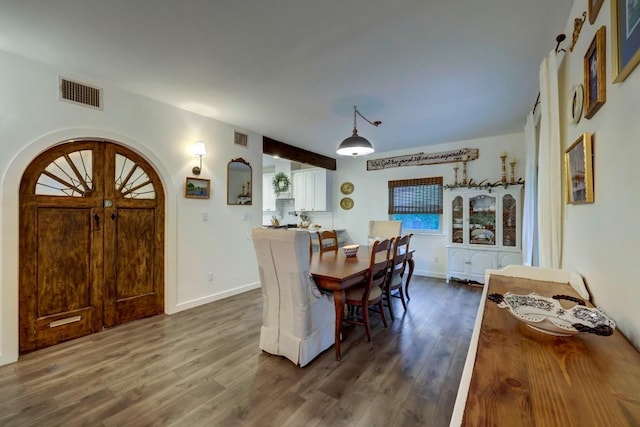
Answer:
[366,148,478,171]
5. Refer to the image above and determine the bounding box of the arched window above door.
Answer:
[34,150,156,199]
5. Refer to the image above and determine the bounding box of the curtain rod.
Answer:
[531,34,566,115]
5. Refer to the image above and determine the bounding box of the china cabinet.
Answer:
[446,185,522,284]
[292,168,332,211]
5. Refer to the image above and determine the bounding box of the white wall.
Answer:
[0,51,263,365]
[332,133,526,278]
[557,0,640,349]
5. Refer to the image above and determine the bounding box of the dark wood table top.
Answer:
[309,249,372,290]
[462,275,640,426]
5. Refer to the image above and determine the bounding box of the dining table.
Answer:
[310,246,415,361]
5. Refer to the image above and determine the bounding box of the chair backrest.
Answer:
[361,238,392,301]
[368,220,402,245]
[316,230,338,254]
[252,228,335,366]
[388,233,413,289]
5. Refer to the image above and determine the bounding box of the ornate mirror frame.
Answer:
[227,158,252,205]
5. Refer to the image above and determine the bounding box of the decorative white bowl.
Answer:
[488,292,615,337]
[342,244,359,257]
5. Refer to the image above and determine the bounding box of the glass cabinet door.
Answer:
[468,194,496,245]
[451,195,464,243]
[502,194,517,247]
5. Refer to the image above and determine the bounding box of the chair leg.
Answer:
[386,287,395,319]
[398,286,407,311]
[362,304,371,342]
[378,301,387,327]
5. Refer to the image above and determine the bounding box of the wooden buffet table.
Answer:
[310,247,415,361]
[451,266,640,426]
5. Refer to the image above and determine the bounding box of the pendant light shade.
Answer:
[336,106,381,157]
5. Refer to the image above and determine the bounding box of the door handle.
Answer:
[111,213,117,220]
[94,214,100,230]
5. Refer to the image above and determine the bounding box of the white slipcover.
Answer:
[252,228,335,367]
[368,220,402,246]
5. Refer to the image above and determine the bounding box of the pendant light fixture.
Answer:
[336,106,381,156]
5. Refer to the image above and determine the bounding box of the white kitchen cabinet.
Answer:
[292,168,331,211]
[262,173,276,212]
[446,185,523,284]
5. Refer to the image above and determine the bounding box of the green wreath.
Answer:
[272,172,291,195]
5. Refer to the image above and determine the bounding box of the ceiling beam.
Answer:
[263,137,336,170]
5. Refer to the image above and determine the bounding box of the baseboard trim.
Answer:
[172,282,261,313]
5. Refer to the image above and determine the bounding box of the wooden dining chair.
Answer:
[343,238,391,341]
[316,230,338,254]
[384,233,413,319]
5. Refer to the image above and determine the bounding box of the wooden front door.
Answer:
[19,141,165,354]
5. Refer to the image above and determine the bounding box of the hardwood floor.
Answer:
[0,277,481,427]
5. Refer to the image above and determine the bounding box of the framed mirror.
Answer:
[227,158,252,205]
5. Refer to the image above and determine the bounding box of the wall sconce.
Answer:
[192,141,206,175]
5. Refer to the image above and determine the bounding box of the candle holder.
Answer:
[500,154,507,183]
[453,164,459,185]
[509,159,516,184]
[462,160,468,185]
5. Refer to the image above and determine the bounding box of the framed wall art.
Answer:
[185,177,211,199]
[589,0,604,24]
[612,0,640,82]
[584,26,606,119]
[564,133,594,204]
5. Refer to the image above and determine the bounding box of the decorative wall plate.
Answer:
[488,292,615,336]
[569,84,584,124]
[340,182,354,195]
[340,197,354,210]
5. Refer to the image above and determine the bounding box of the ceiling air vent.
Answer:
[59,77,102,110]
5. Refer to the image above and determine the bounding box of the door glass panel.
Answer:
[36,150,93,196]
[451,195,463,243]
[115,154,156,199]
[469,194,496,245]
[502,194,516,247]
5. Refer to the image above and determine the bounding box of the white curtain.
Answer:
[522,112,538,266]
[536,51,562,269]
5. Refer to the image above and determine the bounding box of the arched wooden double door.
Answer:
[19,141,165,354]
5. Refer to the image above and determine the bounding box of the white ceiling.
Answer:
[0,0,573,158]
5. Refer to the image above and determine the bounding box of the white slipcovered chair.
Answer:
[252,228,335,367]
[368,220,402,246]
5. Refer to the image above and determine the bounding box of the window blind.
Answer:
[388,177,443,214]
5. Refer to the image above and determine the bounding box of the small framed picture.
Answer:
[185,177,211,199]
[612,0,640,82]
[588,0,604,24]
[564,133,594,204]
[584,26,606,119]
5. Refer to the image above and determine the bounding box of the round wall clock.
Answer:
[340,197,354,210]
[340,182,354,195]
[569,84,584,124]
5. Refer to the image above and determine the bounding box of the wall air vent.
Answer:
[234,131,248,147]
[59,77,102,110]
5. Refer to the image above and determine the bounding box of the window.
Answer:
[388,176,443,232]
